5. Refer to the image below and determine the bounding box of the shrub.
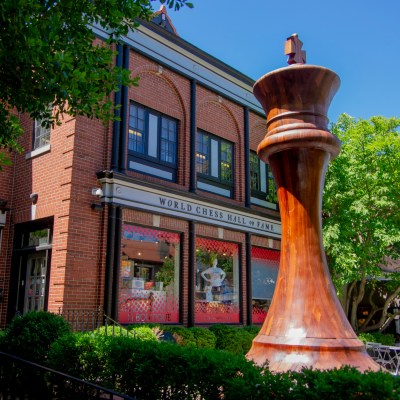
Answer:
[161,325,197,347]
[130,325,159,341]
[49,333,263,399]
[95,325,157,341]
[188,327,217,349]
[358,331,396,345]
[47,332,117,389]
[282,367,399,400]
[1,311,70,363]
[47,332,400,400]
[209,324,254,355]
[243,325,260,338]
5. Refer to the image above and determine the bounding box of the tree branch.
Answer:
[363,285,400,332]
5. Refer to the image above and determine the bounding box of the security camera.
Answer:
[92,188,103,198]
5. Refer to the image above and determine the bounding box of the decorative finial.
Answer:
[284,33,306,65]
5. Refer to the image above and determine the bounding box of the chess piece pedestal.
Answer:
[246,64,380,372]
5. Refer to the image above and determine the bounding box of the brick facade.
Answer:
[0,11,281,328]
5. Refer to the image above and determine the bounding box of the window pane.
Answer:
[195,238,240,324]
[250,152,260,190]
[128,104,145,154]
[34,119,50,150]
[119,225,180,324]
[266,169,278,204]
[211,139,219,178]
[160,116,177,164]
[251,247,280,324]
[148,113,158,158]
[220,141,232,182]
[260,160,267,192]
[196,132,209,174]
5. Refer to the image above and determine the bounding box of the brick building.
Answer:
[0,7,281,328]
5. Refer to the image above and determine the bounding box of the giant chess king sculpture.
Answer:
[246,35,380,372]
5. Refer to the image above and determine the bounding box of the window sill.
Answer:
[251,196,278,210]
[25,144,51,160]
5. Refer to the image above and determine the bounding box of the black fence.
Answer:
[57,307,134,337]
[0,351,139,400]
[58,307,103,332]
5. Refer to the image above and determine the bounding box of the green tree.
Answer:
[0,0,192,169]
[323,114,400,332]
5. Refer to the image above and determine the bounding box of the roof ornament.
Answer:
[284,34,306,65]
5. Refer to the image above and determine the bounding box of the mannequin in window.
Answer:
[201,259,226,301]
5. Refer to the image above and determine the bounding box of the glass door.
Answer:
[24,252,47,313]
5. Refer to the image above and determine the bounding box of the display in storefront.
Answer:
[119,224,180,324]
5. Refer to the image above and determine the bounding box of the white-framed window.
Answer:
[250,151,278,209]
[196,130,233,197]
[128,102,178,181]
[33,119,51,150]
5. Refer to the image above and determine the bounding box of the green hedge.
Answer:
[209,324,254,355]
[1,313,399,399]
[45,332,400,400]
[358,331,396,346]
[0,311,71,363]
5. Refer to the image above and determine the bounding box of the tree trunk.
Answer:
[350,276,366,331]
[346,281,357,317]
[362,285,400,332]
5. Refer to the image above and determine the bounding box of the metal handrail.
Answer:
[0,351,138,399]
[58,307,134,336]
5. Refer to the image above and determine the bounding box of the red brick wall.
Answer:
[55,115,110,310]
[197,86,245,205]
[0,46,281,328]
[126,51,191,190]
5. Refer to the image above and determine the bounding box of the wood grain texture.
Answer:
[246,64,380,372]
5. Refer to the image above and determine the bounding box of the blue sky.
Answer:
[152,0,399,124]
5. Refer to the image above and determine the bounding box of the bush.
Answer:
[209,324,254,355]
[95,325,157,341]
[48,333,263,399]
[161,326,197,347]
[243,325,260,338]
[188,327,217,349]
[47,332,400,400]
[48,332,112,384]
[358,331,396,345]
[1,311,71,363]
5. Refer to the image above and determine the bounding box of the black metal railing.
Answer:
[58,307,103,332]
[0,351,139,400]
[58,307,135,337]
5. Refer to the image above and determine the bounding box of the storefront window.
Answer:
[119,225,180,324]
[195,238,240,323]
[251,247,280,324]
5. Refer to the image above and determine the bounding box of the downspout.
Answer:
[104,205,116,317]
[187,221,195,326]
[244,106,251,208]
[245,232,252,325]
[111,206,122,320]
[119,44,130,174]
[111,43,123,171]
[189,79,197,192]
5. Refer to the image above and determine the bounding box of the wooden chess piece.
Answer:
[246,35,380,372]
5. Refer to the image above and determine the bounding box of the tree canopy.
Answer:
[323,113,400,332]
[0,0,192,168]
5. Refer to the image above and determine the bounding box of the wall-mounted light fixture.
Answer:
[30,193,38,204]
[91,203,104,211]
[92,188,103,198]
[91,188,104,211]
